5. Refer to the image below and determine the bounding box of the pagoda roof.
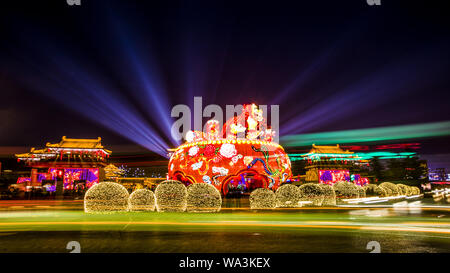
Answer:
[307,144,353,155]
[15,136,112,161]
[15,148,55,158]
[46,136,112,153]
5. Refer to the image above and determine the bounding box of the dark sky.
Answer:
[0,0,449,164]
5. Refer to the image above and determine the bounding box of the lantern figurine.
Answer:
[205,120,220,140]
[263,128,275,142]
[229,123,246,139]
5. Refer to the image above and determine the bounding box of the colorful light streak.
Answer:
[281,121,450,147]
[289,151,418,161]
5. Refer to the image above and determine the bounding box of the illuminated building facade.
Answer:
[296,144,370,186]
[168,104,292,195]
[15,136,111,191]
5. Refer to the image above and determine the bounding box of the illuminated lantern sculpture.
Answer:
[205,120,220,141]
[168,104,292,195]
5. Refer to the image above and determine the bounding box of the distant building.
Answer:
[300,144,370,185]
[15,136,111,191]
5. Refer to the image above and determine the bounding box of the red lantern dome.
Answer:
[168,104,292,195]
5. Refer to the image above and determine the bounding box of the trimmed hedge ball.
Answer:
[357,186,366,198]
[84,182,129,213]
[333,181,359,199]
[364,184,378,197]
[275,184,301,208]
[129,189,155,211]
[250,188,276,209]
[320,184,336,206]
[365,184,388,197]
[299,183,325,206]
[410,186,421,195]
[186,183,222,212]
[379,182,400,196]
[397,184,410,196]
[155,180,187,212]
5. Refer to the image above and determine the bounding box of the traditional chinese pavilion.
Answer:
[301,144,369,186]
[15,136,111,190]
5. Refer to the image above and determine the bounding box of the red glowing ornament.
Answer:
[168,104,292,194]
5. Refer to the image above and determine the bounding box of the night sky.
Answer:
[0,1,449,166]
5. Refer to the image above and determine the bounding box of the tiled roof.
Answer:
[309,144,353,154]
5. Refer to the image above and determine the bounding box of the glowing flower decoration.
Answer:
[203,144,216,157]
[212,154,223,163]
[243,156,253,166]
[155,180,187,212]
[212,166,228,175]
[128,189,155,211]
[189,146,199,157]
[84,182,129,213]
[186,183,222,212]
[219,143,237,158]
[186,130,195,142]
[250,188,276,209]
[202,175,212,184]
[231,154,243,163]
[191,161,203,171]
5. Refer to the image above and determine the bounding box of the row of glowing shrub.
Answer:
[250,182,421,208]
[84,180,222,213]
[84,180,421,213]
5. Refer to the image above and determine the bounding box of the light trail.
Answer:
[0,220,449,235]
[281,121,450,147]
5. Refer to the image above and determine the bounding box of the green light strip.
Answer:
[288,151,417,161]
[281,121,450,147]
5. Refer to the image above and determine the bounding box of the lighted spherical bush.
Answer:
[397,184,410,196]
[319,184,336,206]
[128,189,155,211]
[357,186,366,198]
[186,183,222,213]
[155,180,187,212]
[333,181,359,199]
[364,184,387,197]
[298,183,325,206]
[379,185,392,196]
[84,182,130,213]
[410,186,421,195]
[364,184,378,197]
[379,182,400,196]
[275,184,301,208]
[249,188,276,209]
